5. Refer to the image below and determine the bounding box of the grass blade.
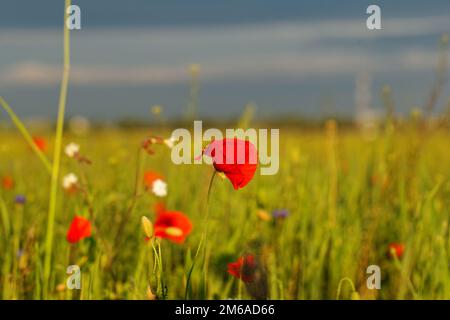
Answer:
[42,0,71,298]
[0,97,52,174]
[0,193,10,238]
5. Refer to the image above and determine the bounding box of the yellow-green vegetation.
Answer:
[0,0,449,301]
[0,117,449,300]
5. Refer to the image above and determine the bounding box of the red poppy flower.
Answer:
[33,136,47,152]
[204,138,257,190]
[388,242,405,259]
[227,255,256,282]
[153,203,192,244]
[66,216,92,243]
[1,176,14,190]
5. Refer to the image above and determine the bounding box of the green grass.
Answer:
[1,1,448,300]
[0,120,449,300]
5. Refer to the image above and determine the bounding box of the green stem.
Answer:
[0,97,52,174]
[0,193,10,238]
[114,146,144,246]
[184,170,216,299]
[205,170,216,218]
[43,0,71,298]
[392,255,419,299]
[336,277,356,300]
[184,235,204,299]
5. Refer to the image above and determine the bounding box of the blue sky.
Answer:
[1,1,449,120]
[2,1,449,28]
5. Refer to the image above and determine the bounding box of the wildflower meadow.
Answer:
[1,114,450,300]
[1,1,450,301]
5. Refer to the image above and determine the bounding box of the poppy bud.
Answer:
[141,216,154,239]
[32,136,47,152]
[388,242,405,259]
[66,216,92,243]
[2,176,14,190]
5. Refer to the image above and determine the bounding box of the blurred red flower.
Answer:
[33,136,47,152]
[154,203,192,244]
[66,216,92,243]
[1,176,14,190]
[204,138,257,190]
[227,255,256,282]
[388,242,405,259]
[143,171,164,188]
[143,171,167,197]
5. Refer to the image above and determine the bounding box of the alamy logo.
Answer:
[66,265,81,290]
[366,265,381,289]
[366,5,381,30]
[66,5,81,30]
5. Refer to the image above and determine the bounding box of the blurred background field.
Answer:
[1,115,450,299]
[1,0,450,300]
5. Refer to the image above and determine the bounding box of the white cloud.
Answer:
[0,15,447,87]
[0,49,439,87]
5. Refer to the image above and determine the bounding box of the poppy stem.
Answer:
[150,239,166,299]
[203,170,217,262]
[184,170,216,299]
[184,235,205,299]
[114,146,145,246]
[206,170,216,208]
[202,170,217,297]
[79,168,95,221]
[392,254,419,299]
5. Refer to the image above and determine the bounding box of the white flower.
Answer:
[65,143,80,158]
[152,179,167,197]
[163,136,178,149]
[63,173,78,190]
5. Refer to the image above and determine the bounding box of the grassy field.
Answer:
[0,117,449,300]
[0,0,449,301]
